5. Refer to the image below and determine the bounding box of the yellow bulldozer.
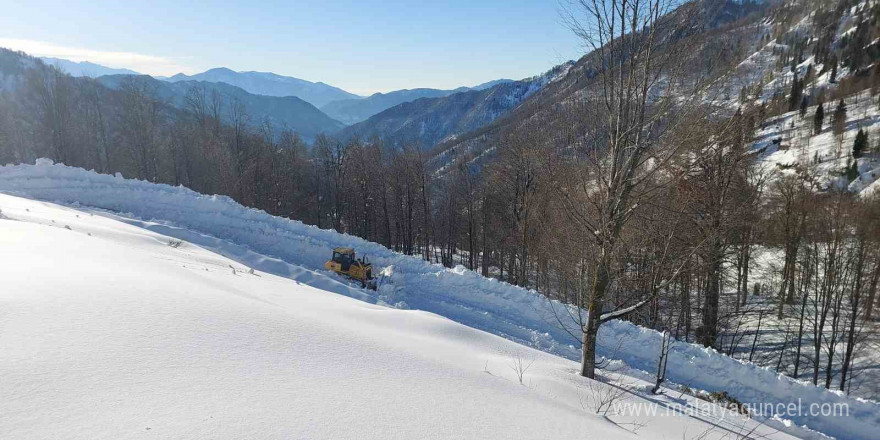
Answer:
[325,247,376,289]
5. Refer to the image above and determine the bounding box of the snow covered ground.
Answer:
[0,193,801,440]
[719,247,880,401]
[1,161,879,439]
[753,90,880,195]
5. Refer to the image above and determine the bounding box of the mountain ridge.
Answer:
[162,67,360,108]
[320,79,516,125]
[40,57,140,77]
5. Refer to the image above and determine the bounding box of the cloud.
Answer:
[0,38,195,76]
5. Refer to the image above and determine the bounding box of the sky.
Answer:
[0,0,584,95]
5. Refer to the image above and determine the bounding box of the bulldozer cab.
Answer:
[331,248,355,271]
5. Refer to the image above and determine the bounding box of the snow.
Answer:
[0,193,799,440]
[753,90,880,195]
[731,247,880,401]
[0,161,878,439]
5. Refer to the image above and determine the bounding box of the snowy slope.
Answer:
[0,194,798,440]
[753,90,880,194]
[0,161,878,439]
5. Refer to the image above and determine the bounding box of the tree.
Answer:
[118,76,163,182]
[560,0,699,379]
[833,99,847,155]
[814,101,825,135]
[833,99,847,138]
[681,112,757,347]
[789,73,802,112]
[853,128,867,159]
[26,66,74,165]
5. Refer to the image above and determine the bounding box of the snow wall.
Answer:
[0,160,877,440]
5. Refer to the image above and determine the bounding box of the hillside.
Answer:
[425,0,771,174]
[335,63,572,149]
[1,160,877,440]
[165,67,360,108]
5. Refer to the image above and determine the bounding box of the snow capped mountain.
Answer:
[164,67,360,108]
[39,57,140,77]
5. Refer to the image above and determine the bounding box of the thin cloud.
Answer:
[0,38,195,76]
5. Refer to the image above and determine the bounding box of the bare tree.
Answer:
[559,0,705,378]
[118,76,163,182]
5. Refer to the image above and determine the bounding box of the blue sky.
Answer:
[0,0,584,95]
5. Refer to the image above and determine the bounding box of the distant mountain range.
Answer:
[163,68,360,108]
[321,88,464,125]
[96,74,345,141]
[40,57,140,77]
[27,55,527,142]
[320,79,514,125]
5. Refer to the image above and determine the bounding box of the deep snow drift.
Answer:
[0,161,878,439]
[0,194,796,440]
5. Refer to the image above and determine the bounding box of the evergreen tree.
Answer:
[833,99,847,138]
[845,159,859,181]
[853,128,868,159]
[789,74,801,111]
[800,96,809,117]
[814,101,825,134]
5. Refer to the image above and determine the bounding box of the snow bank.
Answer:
[1,160,877,440]
[1,194,636,440]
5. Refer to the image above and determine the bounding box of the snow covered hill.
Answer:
[1,161,878,439]
[0,193,800,440]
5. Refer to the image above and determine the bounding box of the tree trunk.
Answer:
[741,244,751,307]
[580,261,610,379]
[700,235,722,347]
[841,244,865,391]
[863,260,880,321]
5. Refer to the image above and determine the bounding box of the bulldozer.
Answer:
[325,247,376,289]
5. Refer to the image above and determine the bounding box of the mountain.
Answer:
[97,74,344,141]
[335,66,571,149]
[164,67,360,108]
[320,88,460,125]
[320,79,518,125]
[40,57,140,77]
